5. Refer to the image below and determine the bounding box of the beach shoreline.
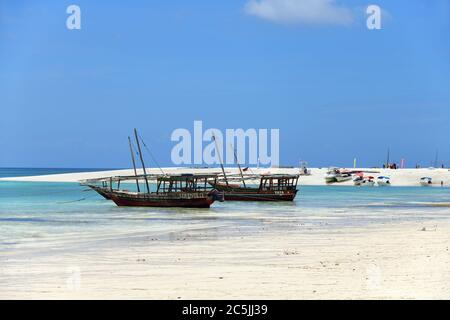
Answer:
[1,167,450,187]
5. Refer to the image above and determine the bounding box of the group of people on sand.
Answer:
[383,163,398,169]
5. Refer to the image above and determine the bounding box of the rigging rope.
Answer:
[137,133,166,175]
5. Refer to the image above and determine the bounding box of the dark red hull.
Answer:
[222,192,297,201]
[90,187,217,208]
[211,183,298,202]
[89,186,113,200]
[109,194,214,208]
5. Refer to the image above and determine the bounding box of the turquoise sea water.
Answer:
[0,167,115,178]
[1,168,449,255]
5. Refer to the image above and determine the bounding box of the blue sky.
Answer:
[0,0,449,168]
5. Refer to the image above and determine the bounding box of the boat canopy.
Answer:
[259,174,300,191]
[156,174,218,193]
[81,173,219,194]
[157,174,218,182]
[260,174,300,178]
[81,173,218,184]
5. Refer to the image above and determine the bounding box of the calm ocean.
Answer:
[1,168,449,256]
[0,168,115,178]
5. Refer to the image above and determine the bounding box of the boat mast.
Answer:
[231,144,246,188]
[434,149,439,168]
[386,147,390,168]
[128,136,140,192]
[134,128,150,193]
[212,133,229,186]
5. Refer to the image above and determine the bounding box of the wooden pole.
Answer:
[434,149,439,168]
[212,133,229,186]
[231,144,246,187]
[386,147,390,168]
[128,136,140,192]
[134,128,150,193]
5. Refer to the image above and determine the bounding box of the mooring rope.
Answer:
[55,193,98,204]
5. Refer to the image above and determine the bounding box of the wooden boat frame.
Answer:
[210,174,300,201]
[209,132,300,201]
[80,129,223,208]
[82,173,223,208]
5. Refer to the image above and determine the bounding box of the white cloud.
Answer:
[244,0,353,26]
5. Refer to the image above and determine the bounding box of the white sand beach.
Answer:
[2,167,450,187]
[2,219,450,299]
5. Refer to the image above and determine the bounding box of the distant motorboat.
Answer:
[325,171,338,183]
[420,177,432,186]
[362,179,376,186]
[325,168,352,184]
[377,176,391,186]
[336,173,353,182]
[353,177,362,186]
[353,175,375,186]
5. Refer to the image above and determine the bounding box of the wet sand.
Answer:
[2,219,450,299]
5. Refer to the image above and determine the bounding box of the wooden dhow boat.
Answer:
[209,174,299,201]
[207,134,299,201]
[81,129,223,208]
[82,173,223,208]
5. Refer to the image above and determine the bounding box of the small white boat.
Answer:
[377,176,391,186]
[336,173,352,182]
[325,168,338,183]
[353,175,363,186]
[325,168,352,184]
[361,179,375,186]
[325,173,337,183]
[353,176,375,186]
[420,177,432,186]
